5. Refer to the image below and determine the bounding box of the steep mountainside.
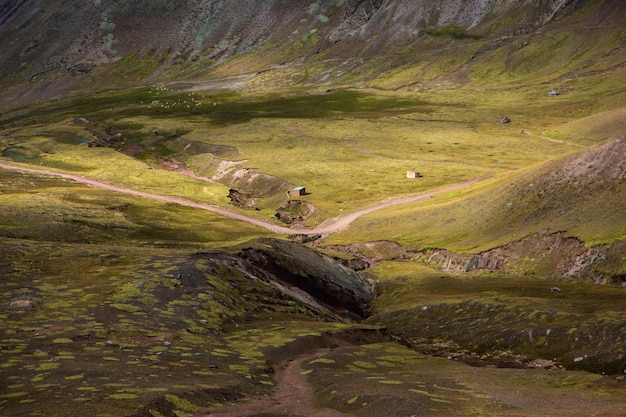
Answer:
[447,134,626,248]
[1,0,624,102]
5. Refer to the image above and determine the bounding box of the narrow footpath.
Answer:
[195,349,342,417]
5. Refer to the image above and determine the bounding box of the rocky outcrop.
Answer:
[419,231,626,285]
[239,238,374,320]
[189,238,375,322]
[220,168,289,200]
[325,240,407,267]
[227,188,258,209]
[325,230,625,285]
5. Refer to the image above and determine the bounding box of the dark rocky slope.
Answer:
[190,238,375,321]
[2,0,623,102]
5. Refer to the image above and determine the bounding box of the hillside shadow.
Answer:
[0,89,454,131]
[191,90,437,126]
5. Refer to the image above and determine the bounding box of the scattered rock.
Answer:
[68,117,91,124]
[289,233,322,244]
[548,86,574,96]
[9,299,32,308]
[66,63,95,76]
[87,128,124,148]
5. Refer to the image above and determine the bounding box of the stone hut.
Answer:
[288,186,306,197]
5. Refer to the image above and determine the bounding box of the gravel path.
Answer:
[0,162,487,236]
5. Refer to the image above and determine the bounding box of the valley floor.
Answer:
[0,162,487,236]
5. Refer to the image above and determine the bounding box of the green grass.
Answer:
[0,233,350,416]
[305,342,626,417]
[364,261,626,374]
[367,262,626,315]
[1,72,623,252]
[326,116,626,251]
[0,168,271,248]
[0,85,577,224]
[424,26,482,40]
[0,7,625,415]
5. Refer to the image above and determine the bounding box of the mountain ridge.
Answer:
[2,0,623,102]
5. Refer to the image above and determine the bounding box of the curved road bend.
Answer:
[0,162,487,236]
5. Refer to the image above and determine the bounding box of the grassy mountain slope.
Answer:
[0,1,625,416]
[328,129,626,251]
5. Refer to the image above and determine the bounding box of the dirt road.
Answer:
[312,176,486,234]
[0,162,486,236]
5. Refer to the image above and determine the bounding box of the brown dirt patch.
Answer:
[195,349,343,417]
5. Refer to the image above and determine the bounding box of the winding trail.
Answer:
[0,162,487,236]
[195,349,342,417]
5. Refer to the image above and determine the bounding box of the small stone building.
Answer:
[288,186,306,197]
[406,170,422,178]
